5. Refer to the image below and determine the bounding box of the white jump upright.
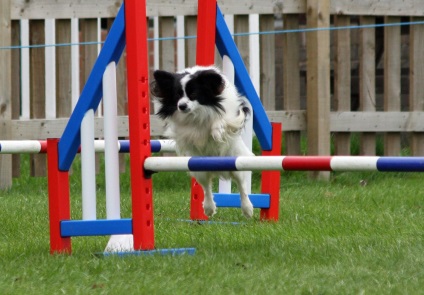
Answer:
[102,62,133,252]
[103,62,121,220]
[81,108,96,220]
[79,62,134,252]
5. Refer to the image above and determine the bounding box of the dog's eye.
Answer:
[186,90,197,101]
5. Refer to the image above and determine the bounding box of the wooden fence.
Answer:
[1,0,424,187]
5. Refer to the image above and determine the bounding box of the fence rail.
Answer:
[1,0,424,187]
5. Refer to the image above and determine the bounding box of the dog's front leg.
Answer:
[192,172,216,217]
[231,171,254,218]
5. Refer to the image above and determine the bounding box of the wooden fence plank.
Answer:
[259,14,275,110]
[11,0,282,20]
[334,15,351,155]
[80,19,99,91]
[184,16,197,67]
[329,112,424,132]
[56,19,72,118]
[0,0,12,188]
[383,16,401,156]
[409,16,424,156]
[158,16,176,72]
[331,0,424,16]
[12,0,424,19]
[359,16,376,155]
[282,14,301,155]
[29,20,46,177]
[306,0,331,179]
[11,111,424,140]
[234,15,250,70]
[11,20,21,178]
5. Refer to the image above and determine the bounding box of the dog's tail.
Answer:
[226,100,251,135]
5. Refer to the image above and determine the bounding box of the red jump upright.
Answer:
[190,0,218,220]
[47,138,71,254]
[260,123,282,221]
[125,0,155,250]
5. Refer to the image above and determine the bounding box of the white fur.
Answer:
[155,66,254,218]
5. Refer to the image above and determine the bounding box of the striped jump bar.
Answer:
[0,140,175,154]
[144,156,424,172]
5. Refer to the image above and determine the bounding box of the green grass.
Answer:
[1,154,424,294]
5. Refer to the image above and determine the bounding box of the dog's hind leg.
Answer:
[231,171,254,218]
[192,172,216,217]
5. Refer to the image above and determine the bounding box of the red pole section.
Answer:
[260,123,282,221]
[190,0,217,220]
[125,0,155,250]
[282,156,332,171]
[196,0,216,66]
[47,138,71,254]
[190,178,208,220]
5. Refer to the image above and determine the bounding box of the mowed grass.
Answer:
[1,154,424,294]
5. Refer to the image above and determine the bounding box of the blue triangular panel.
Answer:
[58,4,126,171]
[215,6,272,150]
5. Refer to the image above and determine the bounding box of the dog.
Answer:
[150,66,254,218]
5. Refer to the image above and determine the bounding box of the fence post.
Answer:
[306,0,331,180]
[0,0,12,189]
[409,16,424,156]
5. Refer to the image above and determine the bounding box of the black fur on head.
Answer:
[150,70,187,119]
[184,69,226,113]
[150,68,226,119]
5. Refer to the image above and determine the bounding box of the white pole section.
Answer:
[249,14,260,94]
[20,20,30,119]
[103,62,133,253]
[176,16,185,71]
[45,19,56,119]
[103,62,121,220]
[81,109,97,220]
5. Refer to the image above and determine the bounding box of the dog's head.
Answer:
[150,67,226,120]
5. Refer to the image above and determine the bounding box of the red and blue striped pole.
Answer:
[144,155,424,172]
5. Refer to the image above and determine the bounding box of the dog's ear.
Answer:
[196,70,225,96]
[150,70,175,98]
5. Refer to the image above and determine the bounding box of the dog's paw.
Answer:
[203,200,217,217]
[241,199,254,218]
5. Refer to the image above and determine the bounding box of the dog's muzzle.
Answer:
[178,102,189,112]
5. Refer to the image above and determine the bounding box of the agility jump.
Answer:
[43,0,280,255]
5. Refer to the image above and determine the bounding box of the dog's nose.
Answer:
[178,103,188,111]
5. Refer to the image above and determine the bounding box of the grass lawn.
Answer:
[0,154,423,294]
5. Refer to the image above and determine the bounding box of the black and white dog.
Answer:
[150,66,254,218]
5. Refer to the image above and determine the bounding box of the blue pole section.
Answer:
[215,5,272,150]
[58,4,126,171]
